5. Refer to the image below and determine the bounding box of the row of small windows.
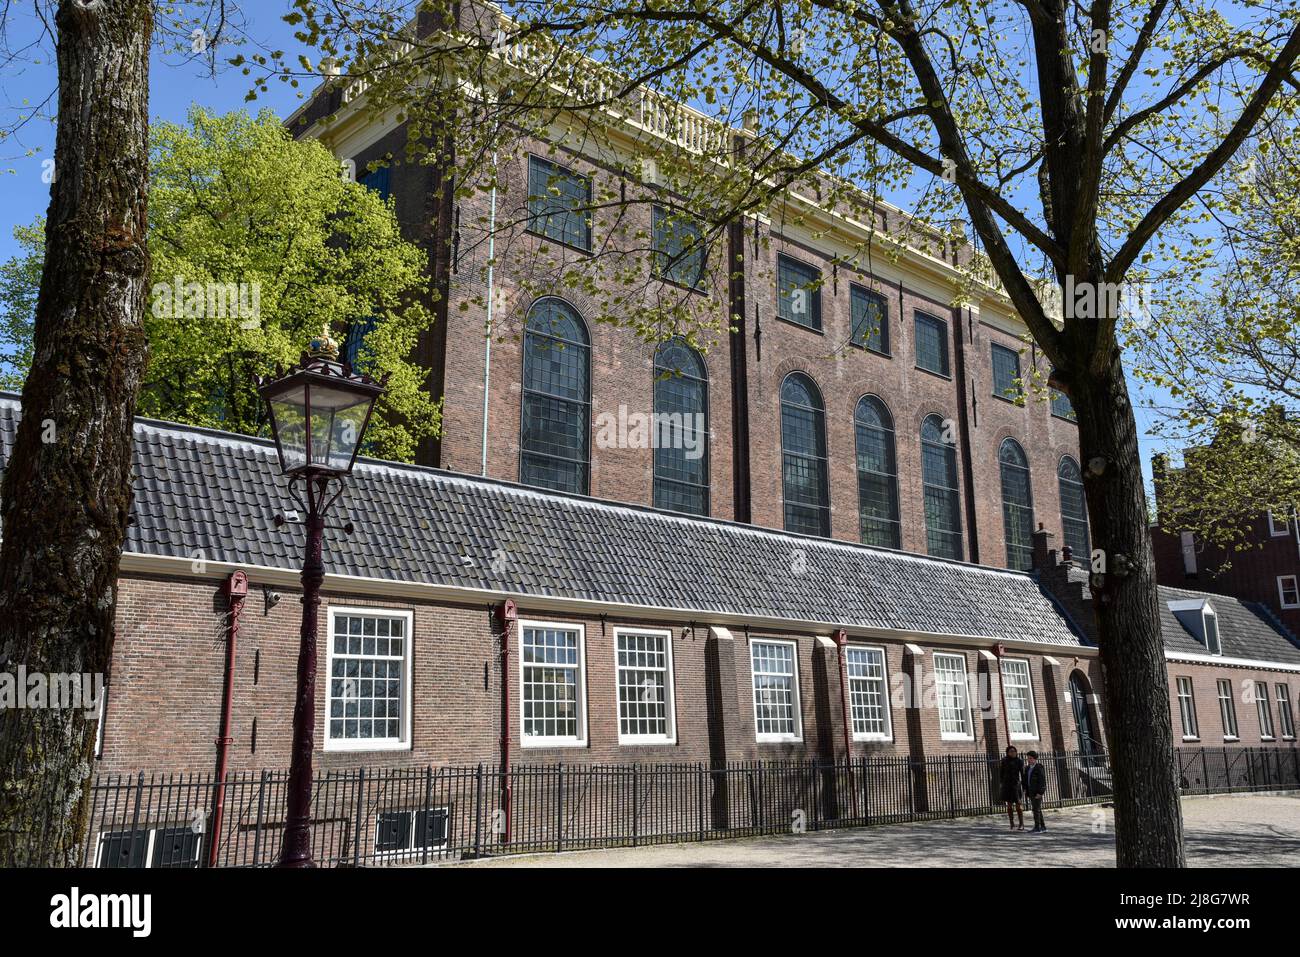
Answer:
[519,155,1081,426]
[1177,677,1296,743]
[519,297,1090,568]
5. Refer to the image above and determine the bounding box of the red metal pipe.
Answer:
[496,599,517,844]
[210,569,248,868]
[834,629,860,818]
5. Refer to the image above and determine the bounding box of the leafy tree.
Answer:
[271,0,1300,867]
[0,109,442,462]
[0,221,42,391]
[1136,131,1300,554]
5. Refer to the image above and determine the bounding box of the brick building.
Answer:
[284,2,1089,574]
[1151,456,1300,637]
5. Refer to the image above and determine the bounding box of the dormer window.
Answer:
[1168,597,1222,655]
[1202,606,1221,656]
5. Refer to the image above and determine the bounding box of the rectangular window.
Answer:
[777,255,822,331]
[1218,679,1239,740]
[934,652,972,739]
[1256,681,1275,739]
[326,608,412,751]
[914,312,950,376]
[846,645,891,740]
[652,206,706,287]
[1276,684,1295,739]
[850,285,889,354]
[527,155,592,250]
[1268,509,1290,537]
[521,622,588,747]
[751,639,802,742]
[615,628,677,744]
[95,827,200,869]
[1000,658,1039,739]
[1278,575,1300,609]
[1050,389,1076,421]
[1176,676,1198,739]
[991,344,1022,400]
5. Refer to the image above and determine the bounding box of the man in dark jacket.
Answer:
[998,746,1025,831]
[1023,750,1048,832]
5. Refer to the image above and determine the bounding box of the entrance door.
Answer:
[1070,672,1100,753]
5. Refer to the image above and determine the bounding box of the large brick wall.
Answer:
[101,569,1150,775]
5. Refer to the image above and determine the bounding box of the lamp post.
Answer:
[258,326,385,868]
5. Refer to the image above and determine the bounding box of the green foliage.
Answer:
[0,107,441,462]
[0,221,43,391]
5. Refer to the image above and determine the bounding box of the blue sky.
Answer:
[0,3,1170,485]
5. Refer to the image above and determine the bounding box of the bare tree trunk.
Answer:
[0,0,152,867]
[1074,348,1185,868]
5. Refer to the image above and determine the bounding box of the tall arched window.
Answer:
[854,396,900,548]
[1058,456,1090,563]
[781,373,830,536]
[520,298,590,494]
[653,339,709,515]
[999,438,1035,570]
[921,414,962,560]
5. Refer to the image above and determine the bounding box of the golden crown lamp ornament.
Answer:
[307,323,340,361]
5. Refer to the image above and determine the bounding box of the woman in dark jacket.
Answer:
[999,746,1025,831]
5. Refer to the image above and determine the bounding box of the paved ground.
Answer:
[451,794,1300,867]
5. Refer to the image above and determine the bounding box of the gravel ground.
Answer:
[446,793,1300,868]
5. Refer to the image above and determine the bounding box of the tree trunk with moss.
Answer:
[0,0,152,867]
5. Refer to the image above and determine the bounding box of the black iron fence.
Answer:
[83,745,1298,868]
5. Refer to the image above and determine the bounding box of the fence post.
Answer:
[252,769,268,867]
[554,764,564,853]
[352,767,366,868]
[421,765,433,866]
[1200,748,1209,794]
[946,755,955,816]
[473,763,484,859]
[632,764,640,848]
[696,763,705,841]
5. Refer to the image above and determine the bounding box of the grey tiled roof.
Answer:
[1159,585,1300,665]
[0,395,1086,646]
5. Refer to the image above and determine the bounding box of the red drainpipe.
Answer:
[210,570,249,868]
[834,629,860,818]
[993,641,1012,746]
[495,599,517,844]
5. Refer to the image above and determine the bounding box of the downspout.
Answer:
[993,642,1012,747]
[833,629,859,818]
[480,150,499,477]
[953,303,980,563]
[210,569,249,868]
[495,598,517,844]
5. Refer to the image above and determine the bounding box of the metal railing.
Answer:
[81,746,1298,868]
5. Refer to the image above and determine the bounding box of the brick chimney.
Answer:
[1031,524,1100,643]
[1031,523,1055,573]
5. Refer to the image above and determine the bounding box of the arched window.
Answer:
[520,298,590,494]
[653,339,709,515]
[1058,456,1090,563]
[781,373,829,536]
[854,396,900,548]
[999,438,1035,570]
[921,414,962,560]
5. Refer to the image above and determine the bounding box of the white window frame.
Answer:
[1257,681,1276,740]
[1268,509,1290,537]
[1278,575,1300,610]
[933,652,973,740]
[1276,684,1296,740]
[1217,679,1239,741]
[613,627,678,745]
[1176,676,1199,740]
[846,644,893,742]
[519,620,589,748]
[750,638,804,743]
[1202,606,1221,655]
[999,657,1040,740]
[324,606,414,753]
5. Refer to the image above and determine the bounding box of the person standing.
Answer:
[998,746,1025,831]
[1023,750,1048,832]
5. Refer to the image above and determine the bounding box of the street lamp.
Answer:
[258,325,385,868]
